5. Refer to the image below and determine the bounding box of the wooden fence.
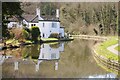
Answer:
[72,35,108,41]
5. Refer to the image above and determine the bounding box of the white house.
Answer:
[36,8,64,38]
[7,8,65,39]
[7,16,23,28]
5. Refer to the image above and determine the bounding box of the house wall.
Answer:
[38,21,60,38]
[28,23,39,29]
[7,22,22,28]
[23,19,29,27]
[59,28,64,37]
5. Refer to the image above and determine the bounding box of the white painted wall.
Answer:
[8,22,22,28]
[38,21,64,38]
[28,23,39,29]
[59,28,64,37]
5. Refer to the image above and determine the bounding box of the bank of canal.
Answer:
[93,36,120,76]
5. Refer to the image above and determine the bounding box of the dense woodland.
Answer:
[39,2,118,36]
[2,2,119,39]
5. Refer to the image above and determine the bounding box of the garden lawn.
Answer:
[95,36,120,61]
[6,39,20,45]
[25,40,33,44]
[41,38,58,41]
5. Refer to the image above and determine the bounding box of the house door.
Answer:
[43,33,45,38]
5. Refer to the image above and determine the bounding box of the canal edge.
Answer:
[92,43,120,76]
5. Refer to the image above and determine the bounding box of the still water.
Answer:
[0,39,117,78]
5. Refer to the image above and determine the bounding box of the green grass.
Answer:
[95,36,119,61]
[25,40,33,43]
[41,38,58,41]
[6,39,33,46]
[6,39,20,45]
[115,45,120,52]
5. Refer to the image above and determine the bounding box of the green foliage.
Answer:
[2,2,23,16]
[40,2,56,16]
[115,45,120,52]
[41,38,58,41]
[49,33,59,38]
[96,37,119,61]
[31,26,40,42]
[9,31,14,39]
[22,46,31,59]
[30,45,40,59]
[2,2,23,38]
[22,29,29,40]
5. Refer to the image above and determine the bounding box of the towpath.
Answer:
[107,44,120,56]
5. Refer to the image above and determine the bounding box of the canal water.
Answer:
[0,39,117,78]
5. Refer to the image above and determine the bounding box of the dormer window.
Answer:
[31,24,36,27]
[31,24,34,26]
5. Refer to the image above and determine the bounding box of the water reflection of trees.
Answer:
[21,45,40,59]
[30,45,40,59]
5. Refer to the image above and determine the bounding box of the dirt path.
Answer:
[107,44,120,56]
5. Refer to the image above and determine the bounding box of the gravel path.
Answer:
[107,44,120,56]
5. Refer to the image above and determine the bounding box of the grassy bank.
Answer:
[115,45,120,52]
[95,36,119,61]
[6,39,33,46]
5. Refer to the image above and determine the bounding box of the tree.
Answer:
[31,26,40,43]
[22,29,29,40]
[2,2,23,38]
[40,2,56,16]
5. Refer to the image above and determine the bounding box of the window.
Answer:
[31,24,34,26]
[51,53,56,59]
[43,23,44,27]
[12,24,17,27]
[42,53,44,58]
[31,24,36,26]
[52,22,57,28]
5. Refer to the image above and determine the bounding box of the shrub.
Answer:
[22,29,29,40]
[31,26,40,42]
[49,33,59,38]
[9,31,14,39]
[9,28,23,40]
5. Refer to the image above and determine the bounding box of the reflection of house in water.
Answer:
[0,43,65,72]
[36,43,64,71]
[39,43,64,60]
[0,54,12,65]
